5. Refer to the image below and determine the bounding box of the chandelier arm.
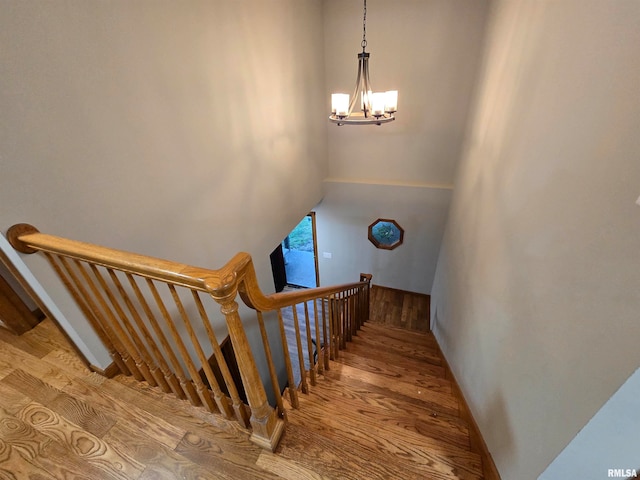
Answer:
[361,54,373,117]
[348,55,364,116]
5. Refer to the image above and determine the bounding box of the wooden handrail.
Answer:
[6,223,372,452]
[8,224,225,290]
[8,224,368,311]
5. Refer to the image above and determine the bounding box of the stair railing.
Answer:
[7,223,371,451]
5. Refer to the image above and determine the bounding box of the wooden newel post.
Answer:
[209,274,285,452]
[360,273,372,323]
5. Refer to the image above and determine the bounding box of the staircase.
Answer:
[0,316,486,479]
[279,322,484,480]
[2,224,496,479]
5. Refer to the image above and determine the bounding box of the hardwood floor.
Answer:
[369,285,430,332]
[0,291,489,479]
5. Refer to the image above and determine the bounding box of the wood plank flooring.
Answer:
[369,285,430,332]
[0,291,487,479]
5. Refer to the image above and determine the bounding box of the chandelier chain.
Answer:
[361,0,367,50]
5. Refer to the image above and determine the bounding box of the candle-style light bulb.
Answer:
[371,92,385,117]
[384,90,398,113]
[332,93,350,117]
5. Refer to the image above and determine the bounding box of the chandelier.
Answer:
[329,0,397,126]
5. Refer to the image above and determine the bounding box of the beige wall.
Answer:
[318,0,489,293]
[0,0,326,367]
[315,180,452,292]
[431,1,640,478]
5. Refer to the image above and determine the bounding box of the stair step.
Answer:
[352,330,444,366]
[363,322,438,346]
[288,398,483,480]
[342,340,447,378]
[337,347,451,390]
[298,376,471,450]
[321,361,460,416]
[278,421,426,480]
[283,319,487,478]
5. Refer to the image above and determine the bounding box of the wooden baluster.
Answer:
[44,254,129,376]
[351,288,357,336]
[357,287,363,329]
[348,291,352,332]
[359,287,364,328]
[88,265,157,386]
[160,284,211,408]
[126,274,185,399]
[328,294,337,360]
[59,257,142,380]
[351,288,360,335]
[291,304,308,394]
[191,291,247,425]
[345,290,352,343]
[147,281,201,406]
[344,290,349,343]
[349,290,355,338]
[362,283,369,326]
[277,308,298,409]
[357,286,364,329]
[255,311,286,420]
[303,301,316,386]
[167,285,221,413]
[343,292,349,346]
[345,292,351,346]
[356,288,361,329]
[107,270,170,391]
[360,273,372,323]
[321,297,330,370]
[354,288,360,331]
[334,293,341,352]
[359,286,364,326]
[350,289,356,334]
[313,298,323,375]
[340,292,347,350]
[209,276,285,452]
[336,294,342,356]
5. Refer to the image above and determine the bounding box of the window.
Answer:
[368,219,404,250]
